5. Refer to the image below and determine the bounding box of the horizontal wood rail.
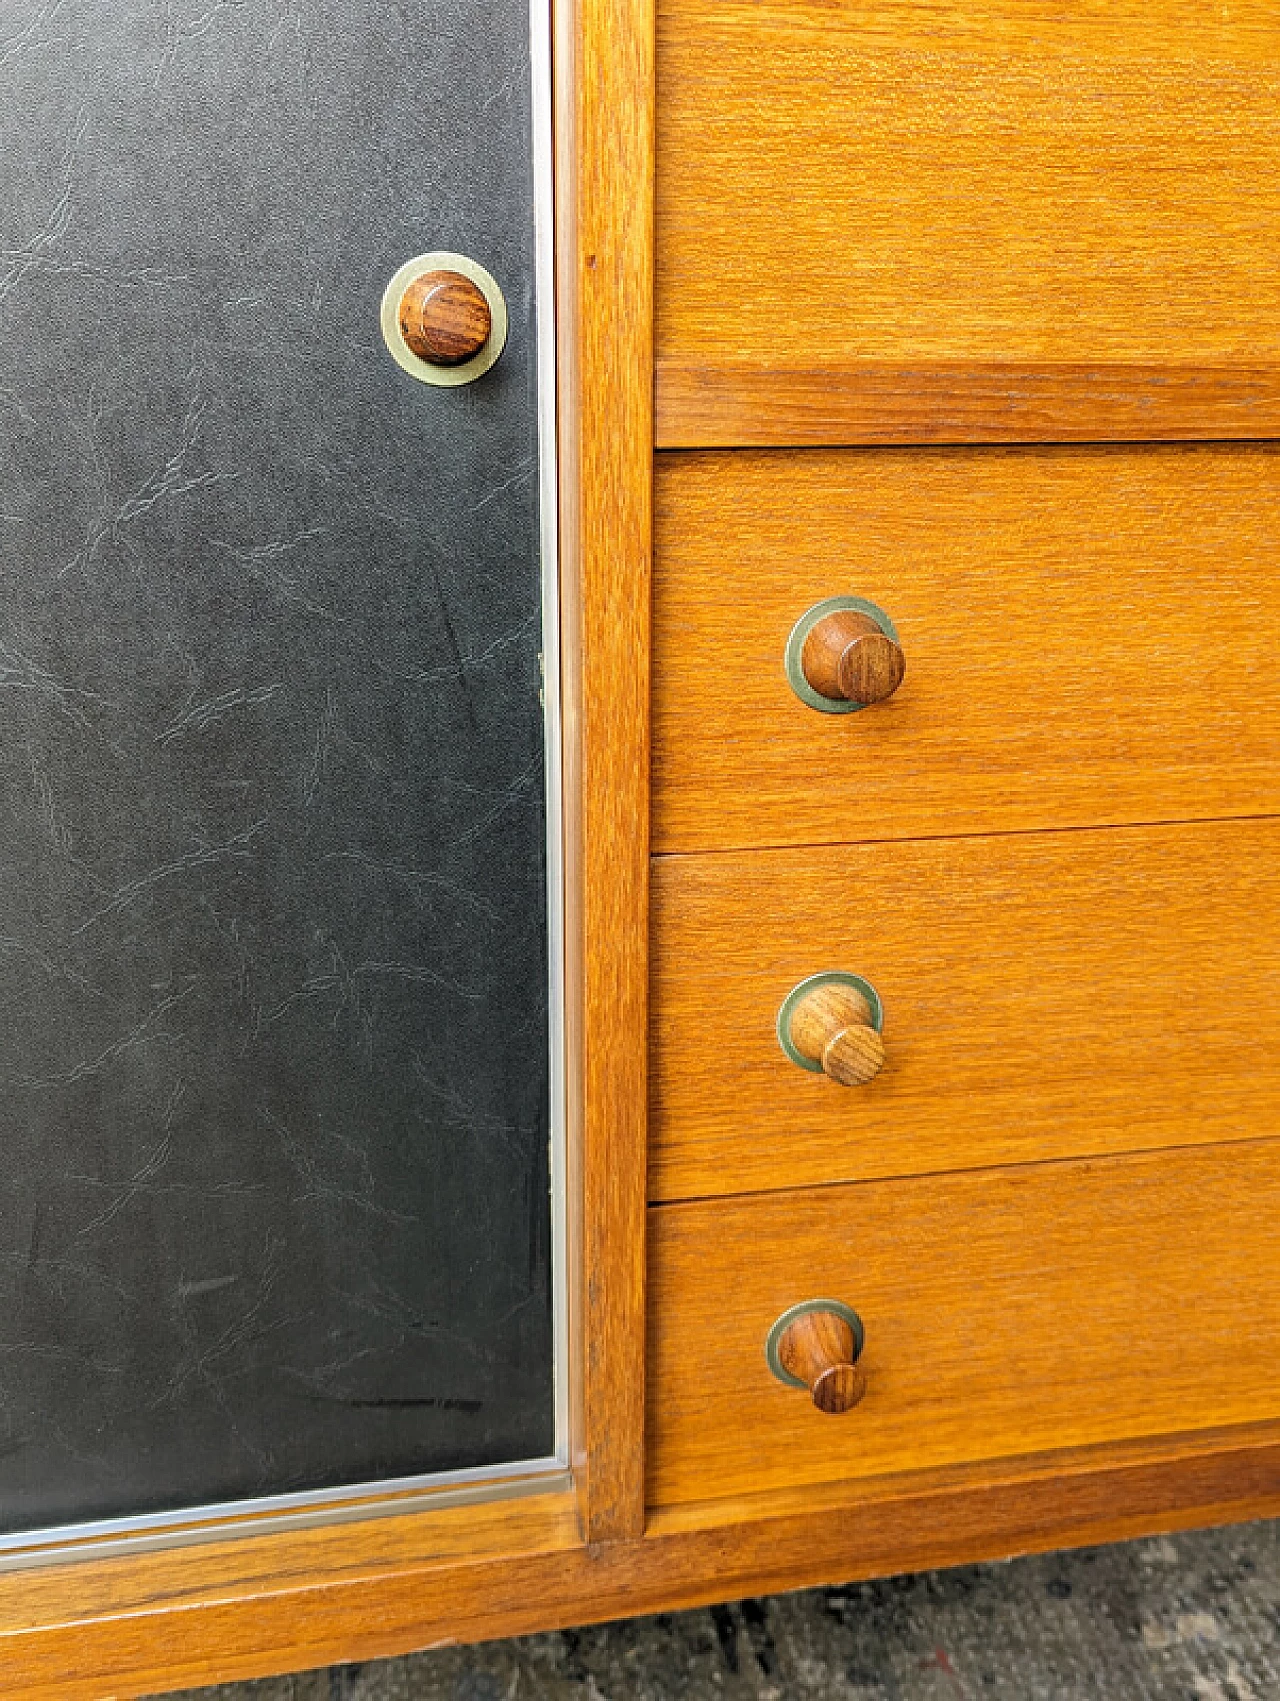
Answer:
[2,1424,1279,1699]
[655,362,1280,449]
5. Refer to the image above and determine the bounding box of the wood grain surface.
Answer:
[655,362,1280,448]
[787,981,885,1087]
[648,1141,1280,1507]
[5,1428,1280,1700]
[653,444,1280,854]
[776,1310,868,1415]
[398,270,492,365]
[650,819,1280,1202]
[801,608,905,707]
[555,0,655,1541]
[656,0,1280,443]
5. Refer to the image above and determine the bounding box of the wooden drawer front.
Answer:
[648,1141,1280,1509]
[656,0,1280,446]
[653,445,1280,855]
[650,820,1280,1203]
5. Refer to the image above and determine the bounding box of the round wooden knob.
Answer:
[776,1308,867,1414]
[398,270,493,366]
[788,980,885,1086]
[801,609,905,706]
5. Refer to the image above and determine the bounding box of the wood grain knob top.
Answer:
[788,981,885,1086]
[398,270,493,366]
[801,609,905,706]
[777,1309,867,1415]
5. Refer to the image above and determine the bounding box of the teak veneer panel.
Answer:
[653,445,1280,854]
[648,1142,1280,1509]
[650,819,1280,1202]
[655,0,1280,444]
[655,364,1280,450]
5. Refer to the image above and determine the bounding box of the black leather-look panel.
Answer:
[0,0,553,1531]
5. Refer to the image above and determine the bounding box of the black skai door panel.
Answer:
[0,0,553,1532]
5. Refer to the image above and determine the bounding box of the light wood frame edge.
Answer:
[556,0,655,1541]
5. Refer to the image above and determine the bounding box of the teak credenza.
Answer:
[2,0,1280,1694]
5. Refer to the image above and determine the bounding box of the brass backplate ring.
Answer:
[380,251,509,387]
[785,595,900,714]
[776,970,884,1073]
[766,1299,866,1388]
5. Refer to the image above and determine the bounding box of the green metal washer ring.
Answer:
[784,595,901,714]
[766,1299,866,1389]
[777,971,884,1073]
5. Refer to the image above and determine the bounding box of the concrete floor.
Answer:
[177,1518,1278,1701]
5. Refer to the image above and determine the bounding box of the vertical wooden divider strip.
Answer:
[555,0,655,1540]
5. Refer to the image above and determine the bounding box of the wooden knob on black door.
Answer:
[788,979,885,1086]
[398,269,493,366]
[774,1307,867,1414]
[801,608,905,706]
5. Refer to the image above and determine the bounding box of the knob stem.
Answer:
[777,1311,867,1414]
[399,269,493,366]
[788,981,885,1086]
[801,609,905,706]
